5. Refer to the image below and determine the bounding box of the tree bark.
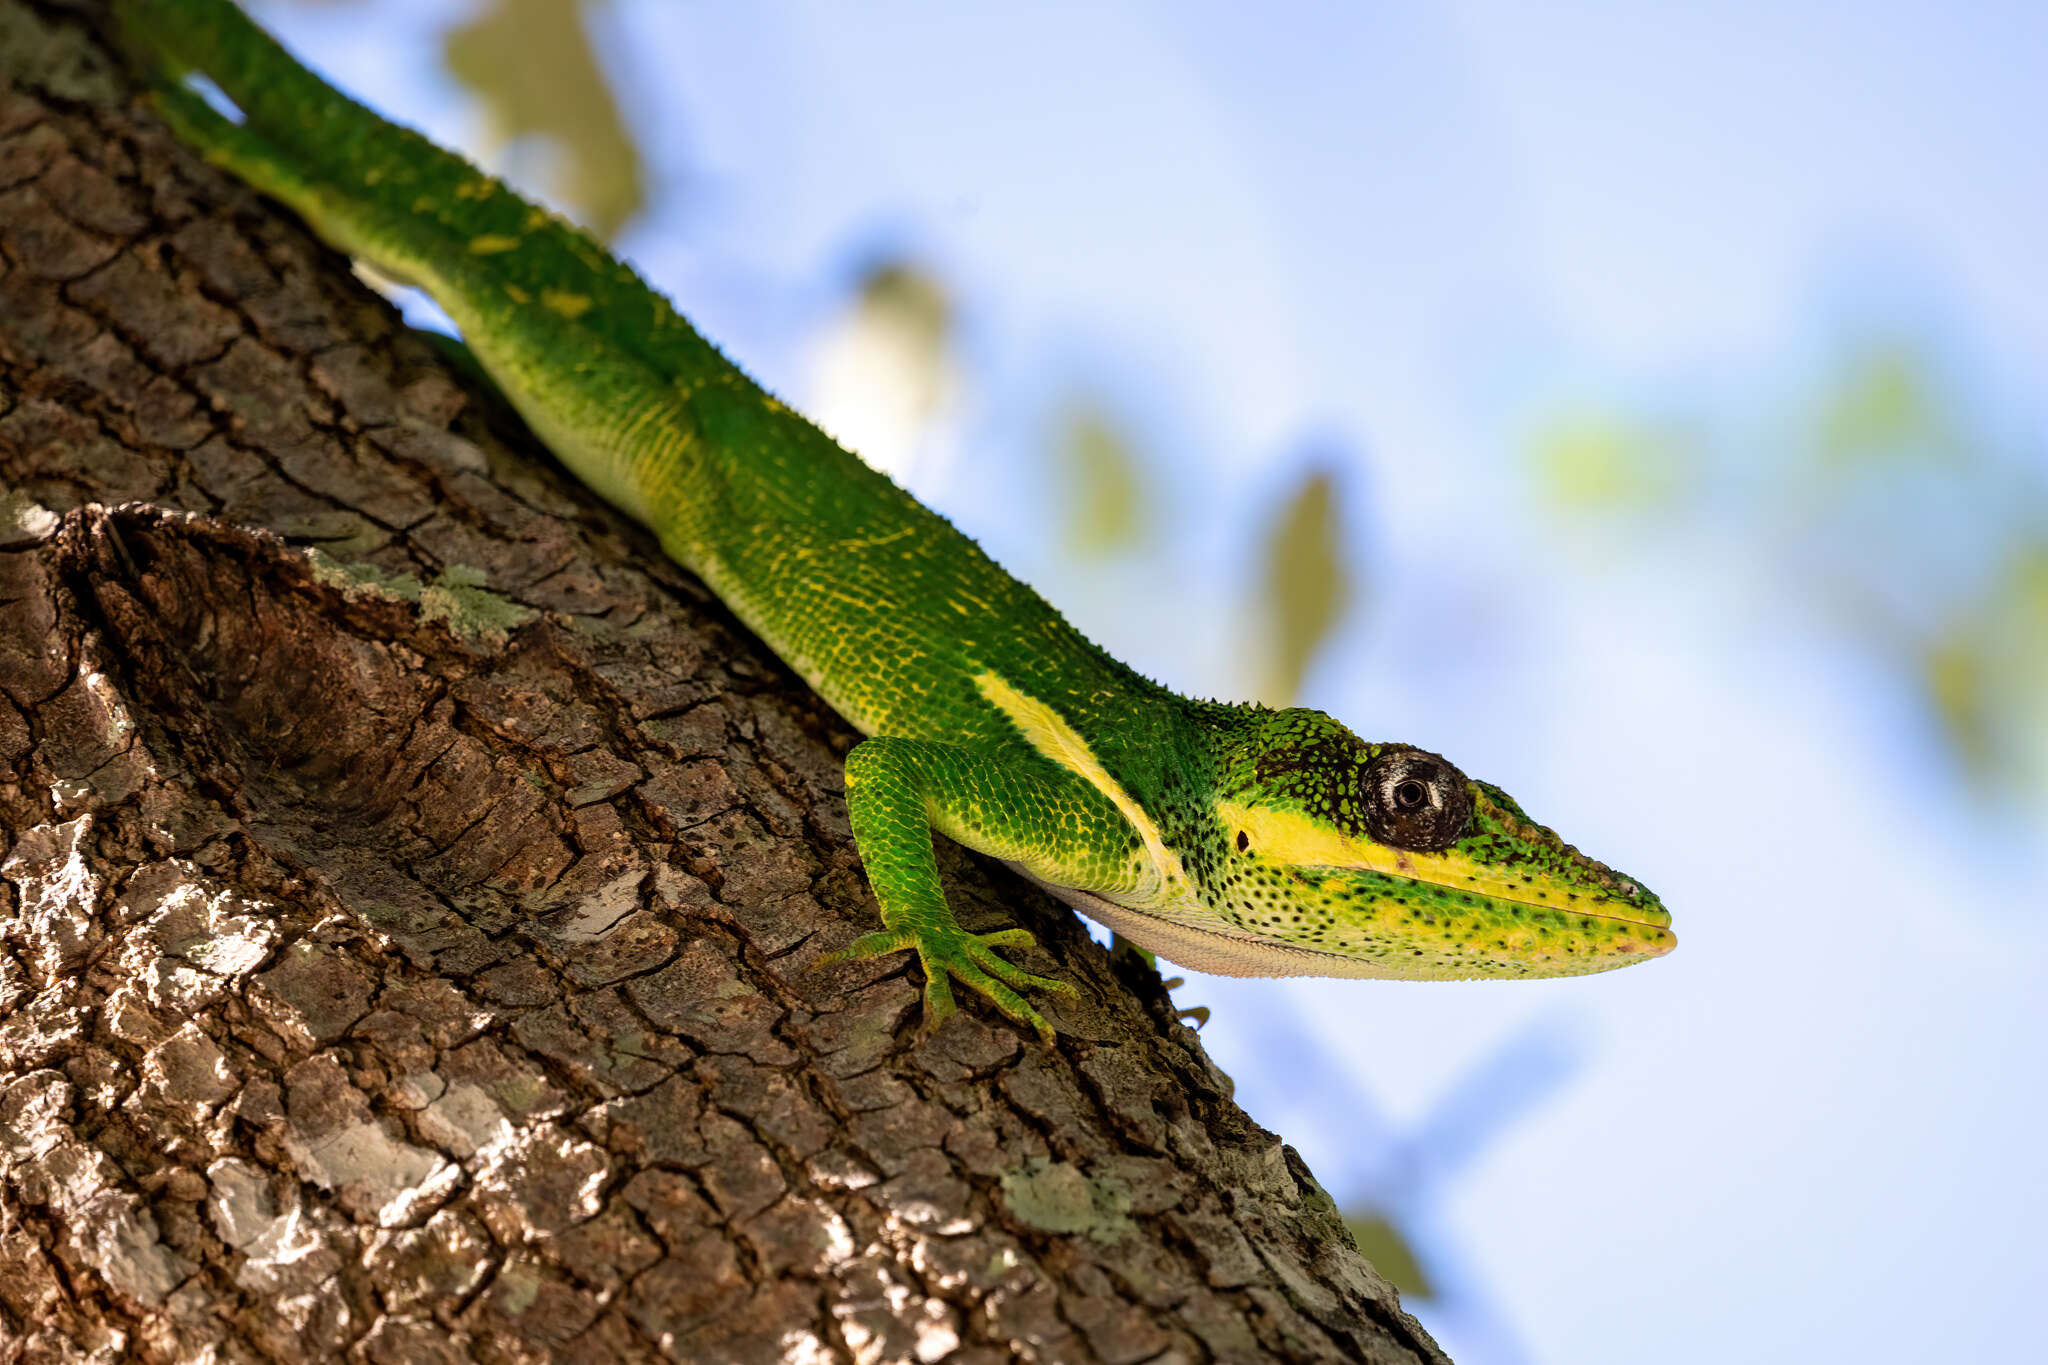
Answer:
[0,4,1450,1361]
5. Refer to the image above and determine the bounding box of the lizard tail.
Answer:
[117,0,770,531]
[116,0,730,389]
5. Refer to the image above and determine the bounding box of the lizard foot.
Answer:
[833,925,1076,1043]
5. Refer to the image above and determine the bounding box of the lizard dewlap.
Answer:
[121,0,1674,1041]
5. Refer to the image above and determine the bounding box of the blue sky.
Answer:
[258,3,2048,1360]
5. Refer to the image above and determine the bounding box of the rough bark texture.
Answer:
[0,4,1450,1361]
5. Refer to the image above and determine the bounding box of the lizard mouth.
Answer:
[1314,870,1677,937]
[1300,858,1676,937]
[1167,891,1675,962]
[1013,864,1675,979]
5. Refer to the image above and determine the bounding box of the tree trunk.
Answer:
[0,4,1449,1361]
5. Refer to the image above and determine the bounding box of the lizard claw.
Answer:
[831,923,1072,1042]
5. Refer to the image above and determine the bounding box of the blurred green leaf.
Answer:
[2006,548,2048,787]
[1817,342,1951,468]
[1058,406,1149,557]
[444,0,643,239]
[1343,1211,1435,1300]
[1256,468,1354,706]
[1534,328,2048,805]
[858,263,951,349]
[1921,544,2048,792]
[1531,411,1688,512]
[1923,627,1995,779]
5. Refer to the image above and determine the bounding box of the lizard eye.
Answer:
[1364,748,1472,851]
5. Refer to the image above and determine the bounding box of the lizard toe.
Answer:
[827,929,919,965]
[968,945,1078,999]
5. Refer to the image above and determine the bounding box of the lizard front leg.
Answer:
[833,737,1140,1041]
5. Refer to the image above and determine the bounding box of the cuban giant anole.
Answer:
[119,0,1676,1042]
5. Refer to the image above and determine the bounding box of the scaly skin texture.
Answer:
[121,0,1675,1041]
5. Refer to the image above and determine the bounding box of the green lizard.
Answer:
[119,0,1674,1042]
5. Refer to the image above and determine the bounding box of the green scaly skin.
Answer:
[120,0,1676,1042]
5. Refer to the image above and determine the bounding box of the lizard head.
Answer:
[1196,707,1674,978]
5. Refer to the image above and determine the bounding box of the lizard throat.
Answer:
[1006,866,1385,980]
